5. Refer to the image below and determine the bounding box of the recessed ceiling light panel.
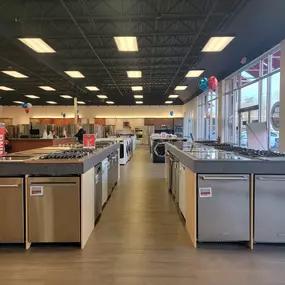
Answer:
[114,37,138,52]
[18,38,56,53]
[165,101,173,104]
[46,101,57,104]
[39,86,56,91]
[77,101,86,105]
[97,95,108,99]
[2,71,28,78]
[106,101,114,104]
[64,71,85,78]
[168,95,179,98]
[86,86,99,91]
[0,86,15,91]
[127,71,142,78]
[185,70,204,77]
[13,101,24,104]
[202,37,235,52]
[134,95,143,98]
[174,86,187,91]
[60,95,73,99]
[131,86,143,91]
[136,101,143,104]
[25,95,40,99]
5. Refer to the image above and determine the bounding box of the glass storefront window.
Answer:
[262,56,269,76]
[240,82,259,109]
[270,72,280,150]
[261,78,267,122]
[271,50,281,72]
[240,62,260,86]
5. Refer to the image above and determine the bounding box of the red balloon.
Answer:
[208,76,218,90]
[25,108,30,114]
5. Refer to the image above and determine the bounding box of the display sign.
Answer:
[30,186,44,196]
[199,187,212,198]
[160,132,167,139]
[83,134,96,149]
[0,123,5,157]
[271,101,280,131]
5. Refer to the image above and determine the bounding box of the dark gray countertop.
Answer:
[166,142,285,174]
[0,143,119,176]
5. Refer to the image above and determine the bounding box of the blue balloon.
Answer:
[199,77,208,91]
[23,103,28,108]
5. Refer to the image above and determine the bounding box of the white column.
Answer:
[74,97,78,125]
[279,40,285,151]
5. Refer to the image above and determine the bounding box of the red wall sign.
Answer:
[83,134,96,149]
[0,123,5,157]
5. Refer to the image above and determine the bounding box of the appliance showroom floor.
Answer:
[1,147,285,285]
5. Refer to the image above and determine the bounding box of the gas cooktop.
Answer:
[201,143,285,158]
[38,148,97,160]
[188,151,251,161]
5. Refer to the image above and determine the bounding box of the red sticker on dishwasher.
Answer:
[199,187,212,198]
[30,186,44,196]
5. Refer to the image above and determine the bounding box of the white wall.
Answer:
[183,97,197,140]
[0,105,183,125]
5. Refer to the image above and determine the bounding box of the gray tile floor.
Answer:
[1,146,285,285]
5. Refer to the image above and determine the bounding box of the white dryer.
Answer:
[119,138,129,165]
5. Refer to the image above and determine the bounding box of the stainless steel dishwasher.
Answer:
[94,163,102,223]
[0,178,24,242]
[255,175,285,243]
[28,177,80,243]
[197,174,250,242]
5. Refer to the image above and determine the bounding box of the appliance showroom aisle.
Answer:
[1,147,285,285]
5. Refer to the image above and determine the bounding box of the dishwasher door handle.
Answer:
[257,177,285,181]
[200,176,248,181]
[29,183,77,187]
[0,184,21,188]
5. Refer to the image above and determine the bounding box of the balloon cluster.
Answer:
[199,76,218,92]
[21,102,32,114]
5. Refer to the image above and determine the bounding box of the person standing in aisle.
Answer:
[75,125,86,144]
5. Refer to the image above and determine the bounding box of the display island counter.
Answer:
[0,141,120,249]
[166,141,285,249]
[9,137,77,152]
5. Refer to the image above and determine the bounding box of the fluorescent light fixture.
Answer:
[46,101,57,104]
[132,86,143,91]
[97,95,108,99]
[134,95,143,98]
[77,101,86,105]
[168,95,179,98]
[2,71,28,78]
[127,71,142,78]
[64,71,85,78]
[86,86,99,91]
[185,70,204,77]
[114,36,138,52]
[18,38,56,53]
[39,86,56,91]
[174,86,187,91]
[25,95,39,99]
[0,86,14,91]
[136,101,143,104]
[60,95,73,99]
[13,101,24,104]
[165,101,173,104]
[106,101,114,104]
[202,36,235,52]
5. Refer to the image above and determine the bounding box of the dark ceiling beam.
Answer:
[42,31,205,39]
[20,12,227,22]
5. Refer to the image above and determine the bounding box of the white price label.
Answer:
[199,187,212,198]
[30,186,44,196]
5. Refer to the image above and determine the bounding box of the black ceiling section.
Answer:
[0,0,248,106]
[180,0,285,102]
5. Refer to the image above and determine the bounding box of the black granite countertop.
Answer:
[166,142,285,174]
[0,143,119,176]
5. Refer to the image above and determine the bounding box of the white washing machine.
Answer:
[119,138,131,165]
